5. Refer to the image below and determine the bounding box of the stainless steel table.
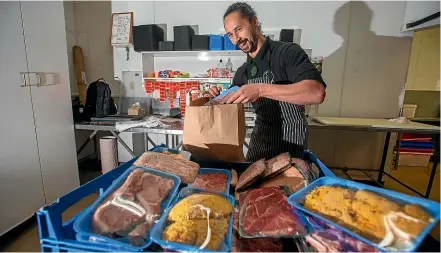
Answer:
[75,117,440,198]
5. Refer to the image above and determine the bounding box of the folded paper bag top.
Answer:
[183,97,246,162]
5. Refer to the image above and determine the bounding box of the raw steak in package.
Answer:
[238,186,308,238]
[89,168,178,246]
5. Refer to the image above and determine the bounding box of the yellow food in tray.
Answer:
[168,193,233,222]
[163,193,233,251]
[163,219,229,250]
[304,186,433,248]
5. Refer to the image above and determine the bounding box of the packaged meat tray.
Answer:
[238,186,309,239]
[190,168,232,193]
[297,215,379,252]
[288,176,441,252]
[73,166,181,251]
[151,146,191,160]
[150,187,235,252]
[133,151,200,184]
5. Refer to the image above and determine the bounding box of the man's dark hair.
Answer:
[223,2,262,32]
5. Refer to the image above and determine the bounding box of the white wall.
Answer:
[111,1,413,170]
[66,1,116,160]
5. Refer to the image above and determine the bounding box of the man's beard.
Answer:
[236,32,258,54]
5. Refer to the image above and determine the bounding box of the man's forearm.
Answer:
[259,80,326,105]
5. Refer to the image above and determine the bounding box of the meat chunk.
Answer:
[306,229,378,252]
[232,232,283,252]
[134,152,199,183]
[136,172,175,217]
[259,166,306,193]
[128,220,155,246]
[239,187,306,236]
[91,169,176,246]
[92,202,144,235]
[192,173,228,192]
[236,159,266,191]
[263,152,291,178]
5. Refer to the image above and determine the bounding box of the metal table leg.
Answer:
[176,141,183,150]
[77,130,97,155]
[377,132,391,183]
[394,133,402,170]
[110,131,136,157]
[148,135,156,147]
[144,133,148,152]
[426,162,439,198]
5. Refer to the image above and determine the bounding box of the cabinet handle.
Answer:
[20,72,41,87]
[20,72,27,87]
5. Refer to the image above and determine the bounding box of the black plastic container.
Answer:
[159,41,174,51]
[173,25,195,51]
[133,24,164,51]
[192,35,209,50]
[280,29,294,43]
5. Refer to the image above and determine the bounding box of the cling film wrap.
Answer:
[238,186,310,239]
[73,166,181,251]
[150,187,235,252]
[289,177,440,252]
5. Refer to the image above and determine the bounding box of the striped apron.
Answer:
[245,69,308,162]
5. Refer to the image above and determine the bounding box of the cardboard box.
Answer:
[128,105,145,116]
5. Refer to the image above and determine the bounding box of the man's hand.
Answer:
[208,86,222,98]
[222,84,263,104]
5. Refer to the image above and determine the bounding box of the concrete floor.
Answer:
[0,161,439,252]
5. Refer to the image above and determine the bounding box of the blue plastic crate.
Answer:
[190,168,232,193]
[288,176,441,252]
[209,35,223,50]
[223,34,237,50]
[73,166,181,251]
[37,144,334,252]
[150,187,235,252]
[37,156,142,252]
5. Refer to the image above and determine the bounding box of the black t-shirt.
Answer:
[232,37,326,88]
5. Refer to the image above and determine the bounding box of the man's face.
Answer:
[224,11,259,54]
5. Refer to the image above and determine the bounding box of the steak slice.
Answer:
[306,229,378,252]
[111,168,144,200]
[232,232,283,252]
[128,220,155,246]
[192,173,228,192]
[259,166,307,193]
[92,202,144,235]
[236,159,266,191]
[263,152,291,178]
[134,152,199,183]
[136,172,175,218]
[240,187,306,237]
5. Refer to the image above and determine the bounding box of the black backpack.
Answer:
[84,78,117,119]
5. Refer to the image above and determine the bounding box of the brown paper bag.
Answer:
[183,97,246,162]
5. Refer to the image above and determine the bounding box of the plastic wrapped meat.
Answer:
[231,232,283,252]
[239,187,306,237]
[236,159,266,191]
[259,166,307,193]
[303,186,434,251]
[192,173,228,192]
[134,152,199,184]
[91,169,175,245]
[306,229,379,252]
[162,193,234,251]
[262,152,291,178]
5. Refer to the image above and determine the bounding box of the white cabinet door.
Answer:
[21,1,80,204]
[0,1,46,236]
